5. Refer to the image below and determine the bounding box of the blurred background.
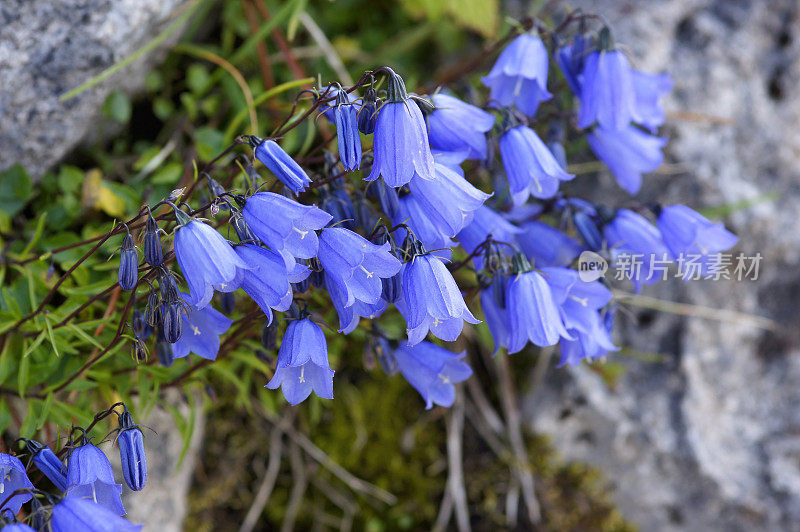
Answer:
[1,0,798,530]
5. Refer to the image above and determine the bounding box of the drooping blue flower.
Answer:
[252,138,312,194]
[333,90,362,171]
[632,71,672,132]
[170,294,233,361]
[603,209,670,290]
[393,194,456,258]
[556,33,589,95]
[326,272,387,334]
[587,124,666,194]
[25,440,67,492]
[65,443,125,515]
[577,47,638,130]
[408,162,491,237]
[366,69,435,187]
[656,204,738,274]
[506,256,572,352]
[499,125,574,204]
[572,210,604,251]
[427,93,495,159]
[174,220,250,309]
[118,232,138,291]
[540,267,614,333]
[517,221,584,267]
[0,454,33,516]
[393,341,472,409]
[143,212,163,267]
[317,227,402,307]
[116,410,146,492]
[49,496,142,532]
[266,318,334,405]
[456,205,523,270]
[235,244,305,324]
[399,252,479,345]
[320,85,358,123]
[432,150,469,176]
[481,33,552,116]
[242,192,333,267]
[480,275,510,354]
[559,306,617,366]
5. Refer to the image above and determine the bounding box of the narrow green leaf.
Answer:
[20,212,47,257]
[18,354,29,398]
[66,322,104,351]
[37,392,54,430]
[44,314,60,359]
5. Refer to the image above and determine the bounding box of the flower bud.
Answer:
[117,410,147,491]
[25,439,67,492]
[573,211,603,251]
[143,214,163,267]
[118,233,138,291]
[161,302,183,343]
[220,292,235,314]
[381,273,401,303]
[156,330,174,367]
[261,320,277,351]
[358,88,379,135]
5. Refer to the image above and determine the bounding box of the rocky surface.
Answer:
[524,1,800,530]
[0,0,192,177]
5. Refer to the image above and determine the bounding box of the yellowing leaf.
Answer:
[81,169,126,217]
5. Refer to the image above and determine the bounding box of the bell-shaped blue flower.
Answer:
[481,33,552,116]
[171,295,233,361]
[559,307,617,366]
[65,443,125,515]
[408,162,491,237]
[25,440,67,492]
[399,253,479,345]
[266,318,334,405]
[320,85,357,123]
[499,125,574,204]
[604,209,670,290]
[480,275,510,355]
[118,233,138,291]
[333,91,362,171]
[456,205,522,271]
[49,496,142,532]
[117,410,146,492]
[0,454,33,516]
[235,244,305,324]
[577,47,639,130]
[253,138,312,194]
[516,221,583,267]
[432,150,469,176]
[427,93,495,159]
[587,124,666,194]
[393,195,456,259]
[174,220,250,309]
[366,69,435,187]
[317,227,402,307]
[540,267,613,333]
[242,192,333,267]
[556,34,589,95]
[506,257,571,352]
[326,272,387,334]
[632,71,672,132]
[656,204,738,274]
[393,341,472,409]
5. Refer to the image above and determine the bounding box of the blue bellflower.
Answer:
[394,341,473,409]
[481,33,552,116]
[26,440,67,492]
[499,125,574,204]
[456,205,522,271]
[540,267,614,333]
[656,204,738,274]
[235,244,306,324]
[366,69,435,187]
[171,295,232,361]
[577,48,639,130]
[399,253,479,345]
[603,209,670,290]
[556,34,589,95]
[118,233,138,291]
[326,272,387,334]
[0,454,33,516]
[427,93,495,159]
[517,221,584,267]
[253,139,312,194]
[632,71,673,132]
[432,150,469,176]
[333,90,362,171]
[174,220,250,309]
[65,443,125,515]
[587,124,666,194]
[242,192,333,267]
[320,85,357,123]
[317,227,402,307]
[393,194,456,258]
[408,162,491,237]
[506,257,572,352]
[559,308,617,366]
[49,496,142,532]
[266,318,335,405]
[480,275,510,354]
[117,410,147,492]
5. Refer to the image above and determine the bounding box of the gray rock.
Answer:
[524,1,800,530]
[0,0,192,177]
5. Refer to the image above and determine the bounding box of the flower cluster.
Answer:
[0,404,145,530]
[115,17,737,409]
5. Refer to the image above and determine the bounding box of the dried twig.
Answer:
[281,441,308,532]
[240,426,285,532]
[446,391,471,532]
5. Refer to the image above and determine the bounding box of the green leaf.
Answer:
[103,91,132,123]
[194,127,226,161]
[18,354,29,398]
[0,164,33,218]
[44,314,60,359]
[37,392,54,430]
[19,401,38,439]
[20,212,47,257]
